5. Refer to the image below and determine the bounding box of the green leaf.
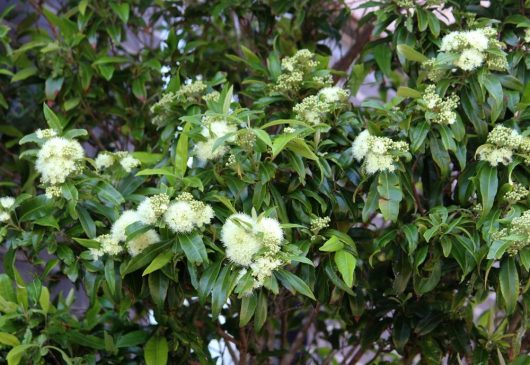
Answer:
[319,236,344,252]
[116,331,149,348]
[136,168,177,178]
[110,2,129,23]
[43,103,63,131]
[0,332,20,347]
[39,286,50,314]
[397,87,422,99]
[275,269,315,300]
[396,44,428,63]
[373,43,392,76]
[143,251,173,276]
[334,250,356,287]
[377,172,402,222]
[6,344,37,365]
[286,138,318,160]
[174,122,190,177]
[479,73,503,122]
[479,164,498,216]
[76,206,96,238]
[240,293,257,327]
[179,233,208,265]
[144,335,168,365]
[148,271,169,308]
[254,291,267,331]
[11,67,37,82]
[499,257,519,315]
[122,241,172,276]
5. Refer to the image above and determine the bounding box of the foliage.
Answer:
[1,0,530,364]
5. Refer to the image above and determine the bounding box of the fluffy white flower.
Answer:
[256,217,283,250]
[194,139,229,161]
[221,213,262,266]
[36,137,85,185]
[95,153,115,170]
[352,130,371,161]
[318,87,349,103]
[250,256,283,288]
[0,212,10,222]
[193,204,215,226]
[98,234,123,256]
[365,153,396,175]
[119,155,141,172]
[35,129,57,139]
[111,210,142,242]
[464,30,489,51]
[137,194,170,225]
[127,230,160,256]
[201,121,237,142]
[477,146,513,166]
[195,121,237,161]
[0,197,15,210]
[164,201,196,233]
[455,48,485,71]
[45,186,62,199]
[440,32,460,52]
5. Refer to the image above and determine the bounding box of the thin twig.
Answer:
[280,303,321,365]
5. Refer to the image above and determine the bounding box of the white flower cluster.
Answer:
[94,151,141,173]
[505,183,529,202]
[91,192,213,259]
[477,126,530,166]
[352,130,410,175]
[35,129,57,139]
[94,194,170,258]
[439,27,507,71]
[35,136,85,186]
[272,49,333,94]
[493,210,530,256]
[221,213,285,288]
[109,210,161,257]
[150,80,208,125]
[194,117,237,161]
[163,192,214,234]
[525,28,530,44]
[421,85,459,125]
[0,196,15,223]
[293,87,350,125]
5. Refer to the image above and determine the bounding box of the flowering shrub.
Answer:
[1,1,530,364]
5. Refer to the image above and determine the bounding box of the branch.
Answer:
[280,303,320,365]
[216,327,239,364]
[331,21,374,83]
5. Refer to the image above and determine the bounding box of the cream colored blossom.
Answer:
[111,210,142,243]
[127,230,160,256]
[164,201,196,233]
[95,153,115,170]
[250,256,283,288]
[421,85,459,125]
[36,137,85,185]
[0,197,15,210]
[352,130,409,175]
[477,126,529,167]
[45,186,62,199]
[194,119,237,161]
[438,27,507,71]
[293,95,330,125]
[119,155,141,172]
[221,213,262,266]
[318,87,350,103]
[35,129,57,139]
[137,194,170,225]
[0,212,10,222]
